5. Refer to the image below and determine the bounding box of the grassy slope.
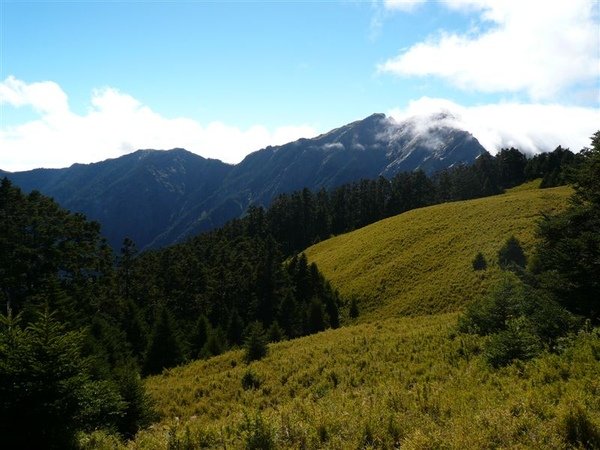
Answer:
[86,184,600,449]
[305,184,572,319]
[100,314,600,449]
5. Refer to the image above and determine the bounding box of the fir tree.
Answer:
[498,236,527,270]
[190,314,211,359]
[307,298,326,334]
[0,311,124,449]
[244,321,268,363]
[227,308,244,346]
[267,321,284,342]
[143,306,184,375]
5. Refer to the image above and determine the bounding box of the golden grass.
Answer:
[82,183,599,450]
[88,313,600,449]
[304,186,572,319]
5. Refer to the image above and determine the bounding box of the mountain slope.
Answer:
[7,149,232,249]
[82,182,598,449]
[126,313,598,450]
[150,113,487,247]
[304,183,572,319]
[5,113,486,249]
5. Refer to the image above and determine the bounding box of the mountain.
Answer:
[7,149,232,250]
[3,112,486,250]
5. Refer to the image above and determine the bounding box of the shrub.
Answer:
[498,235,527,270]
[349,297,360,319]
[560,402,600,448]
[244,414,276,450]
[458,274,525,335]
[472,252,487,271]
[241,369,262,390]
[484,317,543,367]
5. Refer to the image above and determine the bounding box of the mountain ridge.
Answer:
[4,112,486,250]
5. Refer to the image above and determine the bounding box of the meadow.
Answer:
[84,314,600,449]
[305,182,572,319]
[81,182,600,449]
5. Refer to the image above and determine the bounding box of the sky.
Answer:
[0,0,599,171]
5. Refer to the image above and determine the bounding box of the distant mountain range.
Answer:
[4,112,486,250]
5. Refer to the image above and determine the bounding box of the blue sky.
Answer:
[1,0,599,170]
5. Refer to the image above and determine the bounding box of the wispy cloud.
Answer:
[387,97,600,155]
[378,0,600,101]
[0,76,317,172]
[382,0,427,12]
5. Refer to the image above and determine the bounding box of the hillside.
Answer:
[90,313,600,449]
[4,112,485,250]
[304,183,572,319]
[73,181,600,450]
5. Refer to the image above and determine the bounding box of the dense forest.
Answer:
[0,139,596,448]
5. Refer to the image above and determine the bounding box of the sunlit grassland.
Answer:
[86,313,600,449]
[304,184,572,319]
[82,183,599,449]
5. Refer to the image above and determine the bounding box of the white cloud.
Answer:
[0,76,317,172]
[379,0,600,100]
[383,0,426,12]
[387,97,600,155]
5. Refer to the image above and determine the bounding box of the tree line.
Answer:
[263,146,578,255]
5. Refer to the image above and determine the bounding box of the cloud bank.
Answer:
[379,0,600,101]
[388,97,600,155]
[0,76,317,172]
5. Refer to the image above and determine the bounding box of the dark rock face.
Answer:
[4,113,486,250]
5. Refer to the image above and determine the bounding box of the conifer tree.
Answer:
[121,299,148,360]
[244,321,268,363]
[267,320,284,342]
[143,306,184,375]
[498,236,527,270]
[0,311,124,449]
[190,314,211,358]
[227,308,244,346]
[307,298,326,334]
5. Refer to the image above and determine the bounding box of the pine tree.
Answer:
[227,308,244,346]
[533,131,600,320]
[121,299,148,360]
[203,326,226,357]
[307,298,326,334]
[267,321,284,342]
[143,306,184,375]
[190,314,211,358]
[278,294,300,338]
[244,321,268,363]
[498,236,527,270]
[0,311,125,449]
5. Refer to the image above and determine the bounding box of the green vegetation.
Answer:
[497,235,527,270]
[2,135,598,448]
[93,314,598,449]
[0,179,153,447]
[305,185,571,319]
